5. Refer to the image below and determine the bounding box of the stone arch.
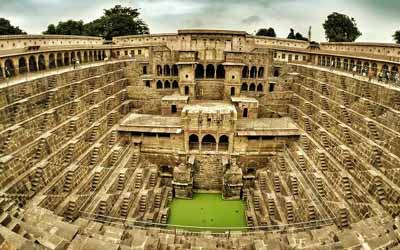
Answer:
[184,86,190,95]
[164,65,171,76]
[216,64,225,79]
[172,64,179,76]
[49,53,56,69]
[164,80,171,88]
[77,51,82,62]
[64,52,70,65]
[243,108,248,118]
[189,134,199,150]
[273,68,280,77]
[257,83,263,92]
[29,56,37,72]
[241,83,248,91]
[249,83,256,91]
[157,65,162,76]
[258,67,264,78]
[18,57,27,74]
[219,135,229,151]
[4,59,15,77]
[172,80,179,89]
[230,87,235,96]
[202,134,216,151]
[250,66,257,78]
[56,53,63,66]
[343,59,349,71]
[38,54,46,71]
[206,64,215,78]
[195,64,204,79]
[89,51,93,62]
[156,80,163,89]
[371,63,378,76]
[242,66,249,78]
[71,52,76,63]
[83,52,88,63]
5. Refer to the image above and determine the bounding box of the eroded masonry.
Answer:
[0,30,400,249]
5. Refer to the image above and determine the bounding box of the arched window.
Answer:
[4,59,15,77]
[258,67,264,78]
[249,83,256,91]
[241,83,248,91]
[145,80,150,88]
[195,64,204,79]
[29,56,37,72]
[164,80,171,88]
[142,66,147,74]
[49,53,56,69]
[202,134,216,151]
[382,64,389,73]
[219,135,229,151]
[184,86,190,95]
[250,66,257,78]
[157,65,162,76]
[189,134,199,150]
[18,57,27,74]
[64,52,70,66]
[156,80,163,89]
[57,53,63,66]
[206,64,215,78]
[242,66,249,78]
[38,55,46,71]
[243,108,248,118]
[230,87,235,96]
[257,83,263,92]
[172,80,179,89]
[216,64,225,79]
[172,65,179,76]
[269,83,275,92]
[164,65,171,76]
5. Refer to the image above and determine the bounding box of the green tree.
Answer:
[43,20,85,35]
[286,28,308,41]
[84,5,149,40]
[0,17,26,35]
[287,28,295,39]
[43,24,57,34]
[393,30,400,44]
[323,12,361,42]
[256,27,276,37]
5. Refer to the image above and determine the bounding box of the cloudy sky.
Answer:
[0,0,399,42]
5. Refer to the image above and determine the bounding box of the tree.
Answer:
[393,30,400,44]
[43,5,149,40]
[256,27,276,37]
[43,20,85,35]
[0,17,26,35]
[323,12,361,42]
[88,5,149,40]
[287,28,295,39]
[286,28,308,41]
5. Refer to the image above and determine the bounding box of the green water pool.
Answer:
[167,193,247,232]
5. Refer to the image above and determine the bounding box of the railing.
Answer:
[79,210,336,235]
[293,61,400,88]
[201,142,216,151]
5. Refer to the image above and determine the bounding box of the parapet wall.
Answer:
[0,34,103,51]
